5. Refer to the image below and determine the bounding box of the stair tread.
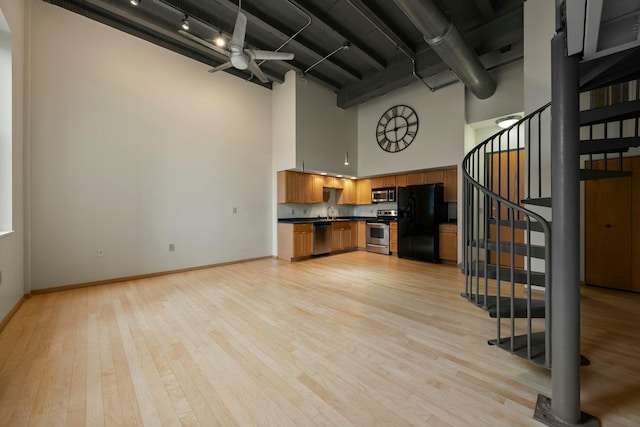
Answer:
[579,100,640,126]
[462,262,547,286]
[471,240,546,258]
[580,137,640,155]
[488,332,590,369]
[522,197,552,207]
[460,293,546,318]
[580,169,632,180]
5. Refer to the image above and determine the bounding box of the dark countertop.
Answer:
[278,216,377,224]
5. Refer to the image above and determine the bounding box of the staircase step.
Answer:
[580,169,632,180]
[579,137,640,155]
[462,262,546,287]
[488,332,590,369]
[471,240,546,258]
[522,197,551,207]
[488,218,549,233]
[579,99,640,126]
[460,293,546,318]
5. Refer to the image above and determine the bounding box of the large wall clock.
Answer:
[376,105,419,153]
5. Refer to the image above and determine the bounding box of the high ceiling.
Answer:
[42,1,640,108]
[44,0,525,108]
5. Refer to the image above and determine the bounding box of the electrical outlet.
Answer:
[291,209,295,215]
[233,207,237,214]
[303,209,307,214]
[169,243,175,252]
[97,249,104,258]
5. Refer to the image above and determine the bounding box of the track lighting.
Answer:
[214,33,226,47]
[130,0,140,5]
[181,15,190,31]
[344,151,350,166]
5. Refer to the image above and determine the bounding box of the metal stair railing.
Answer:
[462,103,553,367]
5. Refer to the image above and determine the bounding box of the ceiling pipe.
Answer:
[393,0,497,99]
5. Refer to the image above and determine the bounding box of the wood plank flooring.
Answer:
[1,251,639,426]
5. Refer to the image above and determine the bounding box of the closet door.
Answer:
[585,158,632,290]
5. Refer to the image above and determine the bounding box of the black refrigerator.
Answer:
[398,183,445,262]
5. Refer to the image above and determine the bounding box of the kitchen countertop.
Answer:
[278,216,377,224]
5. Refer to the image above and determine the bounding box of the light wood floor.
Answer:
[1,251,639,426]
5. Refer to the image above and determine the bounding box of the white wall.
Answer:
[297,75,357,176]
[466,60,524,124]
[272,70,297,173]
[28,2,273,290]
[357,81,464,177]
[0,0,25,321]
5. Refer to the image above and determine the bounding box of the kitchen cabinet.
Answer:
[424,169,444,184]
[372,176,397,189]
[305,174,324,203]
[443,167,457,202]
[384,175,396,188]
[356,179,372,204]
[357,221,367,249]
[351,221,358,249]
[396,174,407,188]
[371,177,385,188]
[331,222,352,252]
[278,223,314,261]
[406,172,424,186]
[390,222,398,254]
[439,223,457,264]
[337,178,357,204]
[277,171,299,203]
[324,176,343,189]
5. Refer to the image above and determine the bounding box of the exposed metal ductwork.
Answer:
[394,0,497,99]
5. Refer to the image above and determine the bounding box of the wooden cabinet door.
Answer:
[384,175,396,188]
[390,222,398,254]
[332,227,341,251]
[424,169,444,184]
[293,231,307,258]
[443,167,457,202]
[406,172,424,186]
[586,158,632,290]
[341,227,351,249]
[439,224,457,264]
[277,171,299,203]
[358,221,367,249]
[305,174,323,203]
[396,174,407,188]
[356,179,372,204]
[371,177,385,189]
[338,179,356,204]
[351,221,358,249]
[303,230,314,256]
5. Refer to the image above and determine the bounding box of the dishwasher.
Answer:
[313,222,332,255]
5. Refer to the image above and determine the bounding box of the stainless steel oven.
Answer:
[365,209,397,255]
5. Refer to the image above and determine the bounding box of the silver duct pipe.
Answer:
[394,0,497,99]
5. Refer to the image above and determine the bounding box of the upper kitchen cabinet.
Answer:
[443,167,458,202]
[277,171,322,203]
[356,179,372,204]
[337,179,357,204]
[406,172,425,186]
[424,169,444,184]
[324,176,344,189]
[396,174,407,188]
[371,176,396,189]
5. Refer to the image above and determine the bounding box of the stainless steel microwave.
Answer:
[371,187,396,203]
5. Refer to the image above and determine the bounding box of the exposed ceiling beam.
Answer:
[345,0,416,57]
[212,0,362,82]
[287,0,386,71]
[474,0,496,20]
[337,6,523,108]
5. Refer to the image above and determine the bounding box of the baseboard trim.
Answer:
[31,256,275,295]
[0,295,27,334]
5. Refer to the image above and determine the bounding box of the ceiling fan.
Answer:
[179,2,294,83]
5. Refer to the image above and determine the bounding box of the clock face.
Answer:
[376,105,419,153]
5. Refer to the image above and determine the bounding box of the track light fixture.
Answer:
[344,151,350,166]
[181,15,190,31]
[214,33,226,47]
[130,0,140,5]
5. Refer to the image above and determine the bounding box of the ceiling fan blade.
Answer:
[251,50,295,61]
[208,62,233,73]
[178,30,229,57]
[247,60,269,83]
[230,11,247,51]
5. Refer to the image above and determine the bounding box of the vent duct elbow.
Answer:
[394,0,496,99]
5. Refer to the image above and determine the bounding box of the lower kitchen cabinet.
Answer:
[439,223,457,264]
[390,222,398,254]
[331,222,352,252]
[357,221,367,249]
[278,223,314,261]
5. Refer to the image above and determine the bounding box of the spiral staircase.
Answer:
[461,80,640,368]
